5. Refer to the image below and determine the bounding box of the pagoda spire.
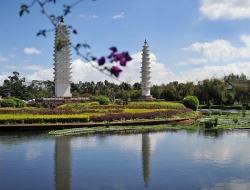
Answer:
[140,40,152,100]
[60,16,64,23]
[53,18,72,97]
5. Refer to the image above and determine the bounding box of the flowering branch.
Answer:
[19,0,132,79]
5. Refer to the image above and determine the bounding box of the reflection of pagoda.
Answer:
[0,148,1,175]
[54,137,72,190]
[142,133,151,187]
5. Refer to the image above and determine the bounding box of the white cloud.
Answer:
[240,35,250,46]
[175,58,208,66]
[80,14,99,18]
[206,180,250,190]
[182,36,250,62]
[0,54,8,62]
[24,47,41,54]
[5,65,17,70]
[24,65,43,71]
[26,69,53,81]
[176,62,250,83]
[22,53,250,85]
[5,65,43,71]
[71,53,248,84]
[0,74,8,84]
[25,149,41,161]
[200,0,250,20]
[71,132,166,153]
[113,12,125,19]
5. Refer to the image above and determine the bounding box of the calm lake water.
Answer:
[1,129,250,190]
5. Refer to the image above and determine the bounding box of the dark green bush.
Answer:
[183,96,199,111]
[1,99,16,107]
[232,116,238,123]
[204,117,218,128]
[93,95,110,105]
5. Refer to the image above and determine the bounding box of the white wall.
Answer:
[55,82,72,97]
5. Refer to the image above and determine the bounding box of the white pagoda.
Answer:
[140,40,152,100]
[53,17,72,97]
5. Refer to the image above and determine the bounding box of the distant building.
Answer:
[226,81,250,91]
[53,17,72,97]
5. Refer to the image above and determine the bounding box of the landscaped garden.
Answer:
[1,96,250,135]
[0,97,195,125]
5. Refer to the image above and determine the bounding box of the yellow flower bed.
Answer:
[127,101,185,109]
[123,108,166,114]
[0,114,89,124]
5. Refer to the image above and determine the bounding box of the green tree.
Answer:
[234,86,249,104]
[151,85,162,99]
[1,71,30,100]
[128,90,141,100]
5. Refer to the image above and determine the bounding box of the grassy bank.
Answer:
[47,123,250,136]
[47,124,200,136]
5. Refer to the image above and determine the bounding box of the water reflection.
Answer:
[0,147,1,175]
[54,136,72,190]
[0,130,250,189]
[207,179,250,190]
[198,129,224,138]
[142,133,151,187]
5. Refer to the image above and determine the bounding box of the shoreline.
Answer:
[0,117,195,131]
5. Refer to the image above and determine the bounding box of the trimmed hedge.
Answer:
[183,96,199,111]
[90,101,100,105]
[0,114,89,124]
[127,101,185,109]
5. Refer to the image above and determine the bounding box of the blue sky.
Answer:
[1,0,250,85]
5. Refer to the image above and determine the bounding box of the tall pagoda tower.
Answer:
[140,40,152,99]
[53,17,72,97]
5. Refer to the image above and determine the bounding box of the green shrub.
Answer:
[183,96,199,111]
[93,95,110,105]
[206,110,212,116]
[12,98,26,108]
[242,105,246,117]
[204,117,218,128]
[232,116,238,123]
[1,99,16,107]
